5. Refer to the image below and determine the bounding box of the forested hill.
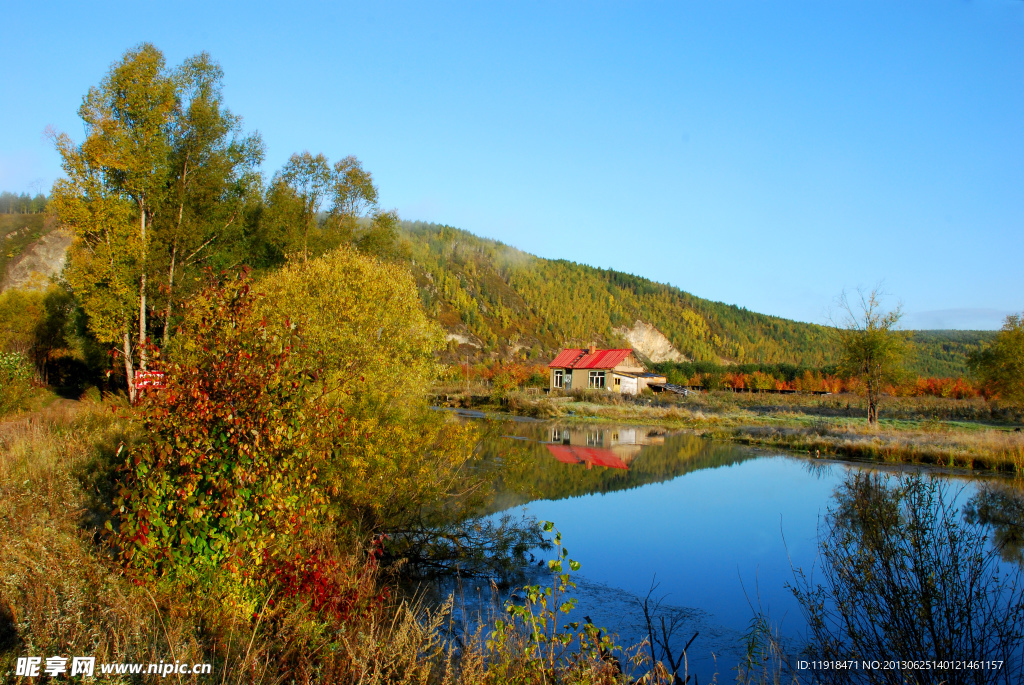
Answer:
[1,210,992,376]
[396,221,993,376]
[908,330,997,378]
[401,221,808,365]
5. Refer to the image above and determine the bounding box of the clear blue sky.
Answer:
[2,1,1022,329]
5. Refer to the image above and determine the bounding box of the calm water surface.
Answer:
[459,415,1021,681]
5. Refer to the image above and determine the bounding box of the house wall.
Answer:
[549,368,615,392]
[636,374,667,393]
[572,368,609,390]
[612,374,639,395]
[614,354,646,373]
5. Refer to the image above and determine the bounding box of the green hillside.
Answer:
[397,221,991,376]
[1,212,993,377]
[908,330,995,378]
[400,221,836,365]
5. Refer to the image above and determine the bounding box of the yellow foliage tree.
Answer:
[253,246,444,408]
[834,288,911,424]
[249,247,480,538]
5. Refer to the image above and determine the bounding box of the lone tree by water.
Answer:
[834,288,910,425]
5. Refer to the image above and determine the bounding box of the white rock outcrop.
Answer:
[2,229,73,291]
[445,332,481,348]
[613,320,687,363]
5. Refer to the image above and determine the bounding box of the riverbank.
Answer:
[445,389,1024,476]
[0,400,644,684]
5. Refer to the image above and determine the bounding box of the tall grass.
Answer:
[1,402,689,684]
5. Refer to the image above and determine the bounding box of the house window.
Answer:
[589,371,606,389]
[614,377,621,387]
[553,369,563,388]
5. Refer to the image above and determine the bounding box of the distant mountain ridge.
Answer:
[397,221,993,377]
[1,214,994,377]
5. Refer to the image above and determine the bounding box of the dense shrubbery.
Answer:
[116,249,548,589]
[246,249,546,575]
[252,246,444,406]
[94,260,568,679]
[115,275,346,579]
[655,359,987,400]
[0,285,108,400]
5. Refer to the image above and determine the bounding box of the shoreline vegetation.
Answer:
[4,387,1021,683]
[0,397,703,684]
[435,386,1024,477]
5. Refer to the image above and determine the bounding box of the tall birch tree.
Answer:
[81,44,176,371]
[51,44,261,398]
[155,53,263,346]
[273,152,331,261]
[51,44,174,398]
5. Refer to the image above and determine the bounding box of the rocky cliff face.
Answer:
[613,320,688,363]
[2,227,72,291]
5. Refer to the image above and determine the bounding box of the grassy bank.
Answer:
[481,389,1024,476]
[0,402,449,683]
[0,401,687,684]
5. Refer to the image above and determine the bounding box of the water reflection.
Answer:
[475,422,759,513]
[456,416,1024,683]
[544,426,666,468]
[965,483,1024,564]
[793,472,1024,684]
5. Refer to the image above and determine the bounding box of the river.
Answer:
[449,414,1024,683]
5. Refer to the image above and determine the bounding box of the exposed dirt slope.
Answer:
[613,320,688,363]
[2,223,72,291]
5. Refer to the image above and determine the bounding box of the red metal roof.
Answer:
[545,444,628,470]
[546,443,582,464]
[547,348,634,370]
[548,348,585,368]
[573,349,633,369]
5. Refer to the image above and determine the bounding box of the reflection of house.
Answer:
[548,346,666,395]
[545,426,665,467]
[546,445,628,470]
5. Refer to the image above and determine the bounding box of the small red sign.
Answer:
[134,370,166,390]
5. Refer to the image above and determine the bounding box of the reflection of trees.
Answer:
[791,473,1024,684]
[964,483,1024,565]
[801,458,836,481]
[389,512,548,584]
[473,426,757,513]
